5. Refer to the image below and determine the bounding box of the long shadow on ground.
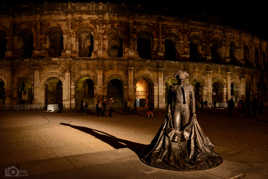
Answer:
[60,122,148,158]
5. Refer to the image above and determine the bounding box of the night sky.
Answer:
[0,0,267,40]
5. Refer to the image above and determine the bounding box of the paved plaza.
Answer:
[0,110,268,179]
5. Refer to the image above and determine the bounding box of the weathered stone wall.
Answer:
[0,2,266,110]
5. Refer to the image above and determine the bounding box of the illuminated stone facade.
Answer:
[0,2,267,111]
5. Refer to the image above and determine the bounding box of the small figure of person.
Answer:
[97,97,103,117]
[102,97,107,116]
[227,97,235,116]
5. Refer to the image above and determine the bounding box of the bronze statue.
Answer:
[141,71,222,170]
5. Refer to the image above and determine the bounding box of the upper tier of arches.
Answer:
[0,2,267,70]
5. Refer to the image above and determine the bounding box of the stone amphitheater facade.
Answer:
[0,2,267,111]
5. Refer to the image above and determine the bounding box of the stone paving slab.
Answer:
[0,148,250,179]
[0,111,268,178]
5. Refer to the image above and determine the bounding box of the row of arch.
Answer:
[0,76,248,110]
[0,27,266,68]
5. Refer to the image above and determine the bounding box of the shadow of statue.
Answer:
[60,122,147,158]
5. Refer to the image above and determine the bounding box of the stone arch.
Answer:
[14,28,33,58]
[40,74,65,107]
[77,28,94,57]
[16,77,33,104]
[230,80,240,102]
[44,77,63,108]
[189,34,202,61]
[190,76,205,110]
[75,77,95,110]
[243,45,251,66]
[104,72,127,87]
[137,31,153,59]
[108,32,123,57]
[212,80,225,106]
[107,78,124,109]
[164,39,177,60]
[0,30,7,59]
[47,26,63,57]
[134,75,155,110]
[229,41,239,64]
[210,39,223,63]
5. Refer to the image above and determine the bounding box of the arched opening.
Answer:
[246,81,251,102]
[194,82,203,110]
[212,81,224,106]
[17,78,33,104]
[230,42,239,65]
[45,78,62,107]
[48,27,63,57]
[135,79,154,110]
[78,31,94,57]
[137,32,152,59]
[21,30,33,58]
[109,37,123,57]
[255,48,260,67]
[164,39,177,60]
[244,45,251,66]
[211,41,221,63]
[0,80,5,104]
[75,78,94,110]
[107,79,124,109]
[0,30,7,59]
[190,41,201,61]
[261,51,265,68]
[231,82,239,102]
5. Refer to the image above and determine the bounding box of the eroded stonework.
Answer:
[0,2,267,110]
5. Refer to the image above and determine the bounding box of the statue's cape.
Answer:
[141,113,223,170]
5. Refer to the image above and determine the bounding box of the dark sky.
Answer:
[0,0,267,39]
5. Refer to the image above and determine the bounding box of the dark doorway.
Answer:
[164,39,177,60]
[137,34,152,59]
[45,78,62,106]
[17,78,33,104]
[0,31,7,59]
[109,37,123,57]
[79,31,94,57]
[48,27,63,57]
[76,78,94,110]
[21,30,33,58]
[211,42,221,63]
[0,80,5,104]
[107,79,124,109]
[194,82,203,110]
[190,41,200,61]
[212,82,224,106]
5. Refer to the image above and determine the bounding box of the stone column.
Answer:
[33,70,42,105]
[158,69,165,109]
[240,77,246,98]
[96,69,104,96]
[70,81,76,110]
[227,72,231,100]
[128,67,135,109]
[63,71,71,110]
[5,35,13,57]
[223,85,227,103]
[154,85,159,109]
[207,71,213,107]
[33,16,41,57]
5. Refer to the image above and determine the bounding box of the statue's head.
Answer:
[175,71,189,84]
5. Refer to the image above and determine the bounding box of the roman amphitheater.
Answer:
[0,2,267,111]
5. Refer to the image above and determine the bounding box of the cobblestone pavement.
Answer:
[0,109,267,179]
